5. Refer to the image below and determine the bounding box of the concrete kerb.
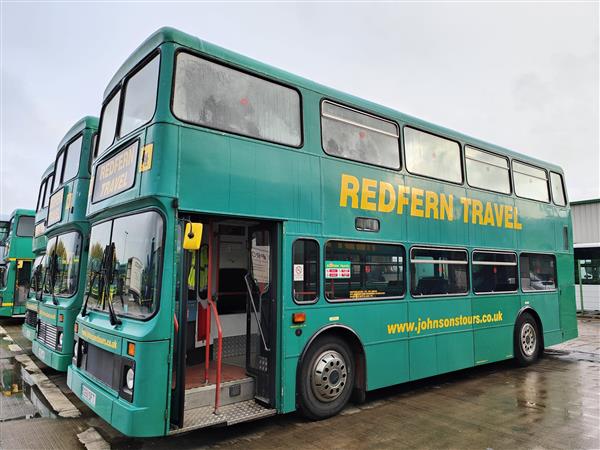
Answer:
[14,353,81,418]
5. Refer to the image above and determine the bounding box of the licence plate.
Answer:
[82,385,96,407]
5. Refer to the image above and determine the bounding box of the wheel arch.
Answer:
[296,324,367,401]
[515,306,545,350]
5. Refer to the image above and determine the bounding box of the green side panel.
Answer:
[409,336,437,380]
[365,340,409,390]
[471,294,521,363]
[436,331,474,373]
[544,329,563,347]
[474,327,513,364]
[524,293,560,333]
[557,253,578,339]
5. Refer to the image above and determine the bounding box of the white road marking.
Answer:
[8,343,22,352]
[15,353,81,418]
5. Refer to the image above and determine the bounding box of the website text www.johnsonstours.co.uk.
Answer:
[386,311,504,335]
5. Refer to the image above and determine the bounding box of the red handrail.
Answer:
[204,224,213,385]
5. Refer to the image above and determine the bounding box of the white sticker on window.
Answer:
[293,264,304,281]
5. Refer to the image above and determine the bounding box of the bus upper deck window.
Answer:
[97,90,121,156]
[120,54,160,137]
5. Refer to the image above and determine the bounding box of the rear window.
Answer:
[173,52,301,147]
[550,172,566,206]
[16,216,34,237]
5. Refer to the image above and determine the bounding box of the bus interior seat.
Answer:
[415,277,449,295]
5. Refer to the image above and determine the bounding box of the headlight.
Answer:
[58,333,63,349]
[73,342,79,358]
[126,367,135,390]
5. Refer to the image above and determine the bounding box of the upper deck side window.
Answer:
[172,52,302,147]
[51,152,65,192]
[120,54,160,137]
[404,127,463,184]
[42,174,54,208]
[321,101,400,169]
[465,146,511,194]
[96,53,161,159]
[36,178,47,212]
[550,172,567,206]
[512,161,549,202]
[62,135,83,184]
[97,90,121,157]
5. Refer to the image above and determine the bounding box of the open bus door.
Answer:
[245,224,278,407]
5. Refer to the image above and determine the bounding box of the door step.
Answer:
[184,377,254,410]
[171,400,276,434]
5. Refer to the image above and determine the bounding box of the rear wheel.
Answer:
[514,313,541,366]
[298,336,355,420]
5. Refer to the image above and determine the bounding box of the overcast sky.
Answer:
[1,2,598,219]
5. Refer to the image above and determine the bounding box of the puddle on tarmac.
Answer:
[0,357,57,421]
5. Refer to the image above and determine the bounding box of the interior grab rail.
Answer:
[207,295,223,414]
[244,273,270,352]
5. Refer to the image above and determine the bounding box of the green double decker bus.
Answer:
[31,117,98,370]
[23,162,55,341]
[0,209,35,317]
[67,28,577,437]
[32,116,98,371]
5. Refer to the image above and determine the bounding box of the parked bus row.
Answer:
[1,27,577,439]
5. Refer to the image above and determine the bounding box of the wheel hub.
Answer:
[521,322,537,357]
[311,350,348,402]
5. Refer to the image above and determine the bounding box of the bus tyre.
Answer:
[514,313,541,366]
[298,336,355,420]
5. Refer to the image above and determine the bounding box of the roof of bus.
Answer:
[9,209,35,220]
[57,116,99,151]
[41,162,54,179]
[105,26,564,174]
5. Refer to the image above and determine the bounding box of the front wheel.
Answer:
[514,313,541,366]
[298,336,355,420]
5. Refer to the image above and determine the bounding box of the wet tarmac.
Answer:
[0,318,598,449]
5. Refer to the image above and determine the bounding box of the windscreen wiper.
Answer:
[30,264,42,299]
[102,243,122,327]
[49,253,59,306]
[81,245,108,318]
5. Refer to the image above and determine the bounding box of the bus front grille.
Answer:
[37,321,58,349]
[84,343,118,390]
[25,310,38,328]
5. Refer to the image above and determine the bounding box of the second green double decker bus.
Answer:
[68,28,577,437]
[0,209,35,317]
[32,117,98,370]
[23,162,55,342]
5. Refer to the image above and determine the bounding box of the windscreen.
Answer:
[85,211,163,320]
[42,232,82,297]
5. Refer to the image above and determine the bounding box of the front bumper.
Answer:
[32,339,71,372]
[22,323,36,342]
[67,365,161,437]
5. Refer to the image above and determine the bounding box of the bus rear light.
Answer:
[292,312,306,324]
[127,342,136,357]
